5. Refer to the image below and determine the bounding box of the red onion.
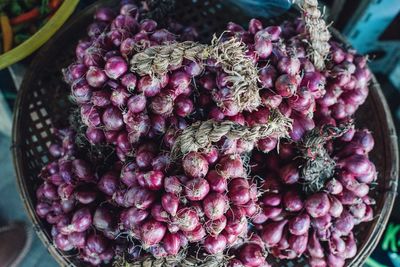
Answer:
[332,210,354,236]
[110,86,130,106]
[151,29,176,43]
[36,202,52,218]
[205,216,227,236]
[120,207,149,229]
[283,190,303,212]
[279,163,300,184]
[85,127,105,144]
[135,150,154,170]
[242,200,259,217]
[175,208,200,232]
[184,60,203,77]
[343,232,357,259]
[275,74,298,97]
[151,204,170,222]
[125,94,146,114]
[227,22,245,32]
[111,14,137,32]
[327,253,345,267]
[120,73,137,93]
[261,220,288,247]
[162,233,181,255]
[308,230,324,259]
[329,196,343,218]
[164,176,183,195]
[161,193,179,216]
[184,224,206,242]
[102,106,124,131]
[124,187,155,210]
[257,137,278,153]
[68,231,86,249]
[328,234,346,255]
[204,235,227,254]
[58,183,74,200]
[41,182,58,200]
[137,76,162,97]
[209,106,225,121]
[278,56,300,76]
[222,230,239,246]
[75,189,97,204]
[201,147,219,165]
[289,213,311,236]
[124,112,151,143]
[150,114,166,135]
[83,48,104,67]
[203,192,228,220]
[254,206,280,223]
[72,81,92,104]
[120,38,136,58]
[262,193,282,207]
[248,18,263,34]
[325,179,343,195]
[337,189,359,206]
[238,243,266,267]
[72,159,93,181]
[362,205,373,222]
[169,71,191,95]
[185,178,210,201]
[236,139,254,154]
[352,129,374,153]
[62,207,92,234]
[182,152,209,178]
[137,170,164,190]
[93,206,114,231]
[217,154,245,178]
[301,72,326,97]
[141,219,167,248]
[288,233,308,255]
[204,171,226,193]
[305,192,331,218]
[104,56,127,79]
[55,234,74,251]
[175,96,194,117]
[86,66,107,88]
[91,90,111,107]
[254,37,272,59]
[228,181,250,205]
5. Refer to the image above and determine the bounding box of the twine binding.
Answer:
[171,109,292,158]
[130,35,261,112]
[300,122,353,193]
[301,0,331,70]
[114,251,227,267]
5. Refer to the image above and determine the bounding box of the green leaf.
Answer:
[10,2,22,16]
[40,0,50,15]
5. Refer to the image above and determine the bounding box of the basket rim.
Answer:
[11,2,399,267]
[0,0,79,70]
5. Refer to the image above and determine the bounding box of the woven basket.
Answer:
[12,0,398,266]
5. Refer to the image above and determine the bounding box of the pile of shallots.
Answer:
[34,1,376,266]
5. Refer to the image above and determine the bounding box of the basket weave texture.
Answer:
[12,0,398,266]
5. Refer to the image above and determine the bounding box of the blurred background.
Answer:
[0,0,399,266]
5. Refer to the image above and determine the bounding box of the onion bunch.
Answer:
[33,1,378,266]
[63,2,199,162]
[249,128,376,266]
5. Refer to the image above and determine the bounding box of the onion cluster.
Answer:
[34,1,378,266]
[63,2,199,162]
[249,128,376,267]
